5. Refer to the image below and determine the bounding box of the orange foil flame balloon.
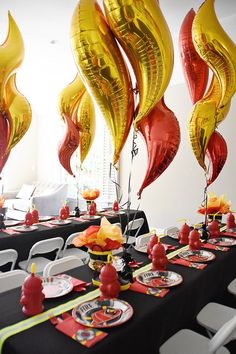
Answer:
[0,12,24,108]
[104,0,174,129]
[58,114,80,176]
[192,0,236,116]
[137,98,180,197]
[70,0,134,165]
[0,111,10,173]
[179,9,209,104]
[206,131,227,186]
[4,74,32,151]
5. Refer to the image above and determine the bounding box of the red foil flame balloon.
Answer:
[137,98,180,197]
[58,114,80,177]
[206,131,228,186]
[0,111,10,174]
[179,9,209,104]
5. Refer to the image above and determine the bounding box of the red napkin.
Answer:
[128,260,143,268]
[202,243,229,252]
[162,243,178,251]
[221,231,236,238]
[50,313,107,347]
[168,258,207,269]
[129,280,169,297]
[39,221,59,228]
[73,217,89,222]
[56,274,91,292]
[2,228,19,235]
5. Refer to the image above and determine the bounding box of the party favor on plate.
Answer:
[208,237,236,247]
[178,249,215,262]
[136,270,183,288]
[42,276,73,298]
[72,298,133,328]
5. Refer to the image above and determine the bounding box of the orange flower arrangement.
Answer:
[73,217,124,251]
[82,188,100,200]
[0,196,5,208]
[198,193,231,215]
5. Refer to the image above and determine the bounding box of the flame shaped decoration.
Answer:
[179,9,209,104]
[70,0,134,165]
[58,75,95,175]
[0,12,31,174]
[206,131,228,186]
[187,0,236,172]
[137,98,180,197]
[104,0,174,130]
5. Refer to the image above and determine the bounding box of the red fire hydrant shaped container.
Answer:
[25,211,33,226]
[112,200,119,212]
[151,241,168,271]
[188,229,201,250]
[208,219,220,238]
[20,263,45,316]
[99,255,120,299]
[147,232,158,260]
[31,208,39,224]
[226,212,236,229]
[178,222,190,245]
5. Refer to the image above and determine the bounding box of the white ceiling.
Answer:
[0,0,235,88]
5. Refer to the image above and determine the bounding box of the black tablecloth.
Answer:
[0,236,236,354]
[0,210,149,266]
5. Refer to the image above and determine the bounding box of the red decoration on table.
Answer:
[151,241,168,271]
[188,229,201,250]
[99,255,120,299]
[226,212,236,229]
[20,263,45,316]
[64,204,70,218]
[25,211,33,226]
[147,232,158,259]
[208,219,220,238]
[89,202,96,216]
[178,222,190,244]
[31,208,39,223]
[112,200,119,212]
[59,207,68,220]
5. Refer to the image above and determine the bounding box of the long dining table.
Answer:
[0,231,236,354]
[0,209,149,265]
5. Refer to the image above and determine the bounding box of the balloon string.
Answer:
[125,85,139,246]
[203,172,208,226]
[75,150,80,209]
[109,163,123,228]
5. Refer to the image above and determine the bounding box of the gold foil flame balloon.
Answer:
[192,0,236,114]
[188,99,216,170]
[137,98,180,197]
[70,0,134,165]
[204,75,231,126]
[104,0,174,129]
[4,74,32,151]
[75,91,95,165]
[179,9,209,104]
[58,114,80,176]
[0,12,24,108]
[58,74,85,120]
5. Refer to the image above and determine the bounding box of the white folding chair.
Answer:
[227,278,236,297]
[196,302,236,341]
[159,315,236,354]
[0,270,28,293]
[0,249,18,271]
[58,232,89,264]
[124,217,144,245]
[18,237,64,274]
[43,255,84,278]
